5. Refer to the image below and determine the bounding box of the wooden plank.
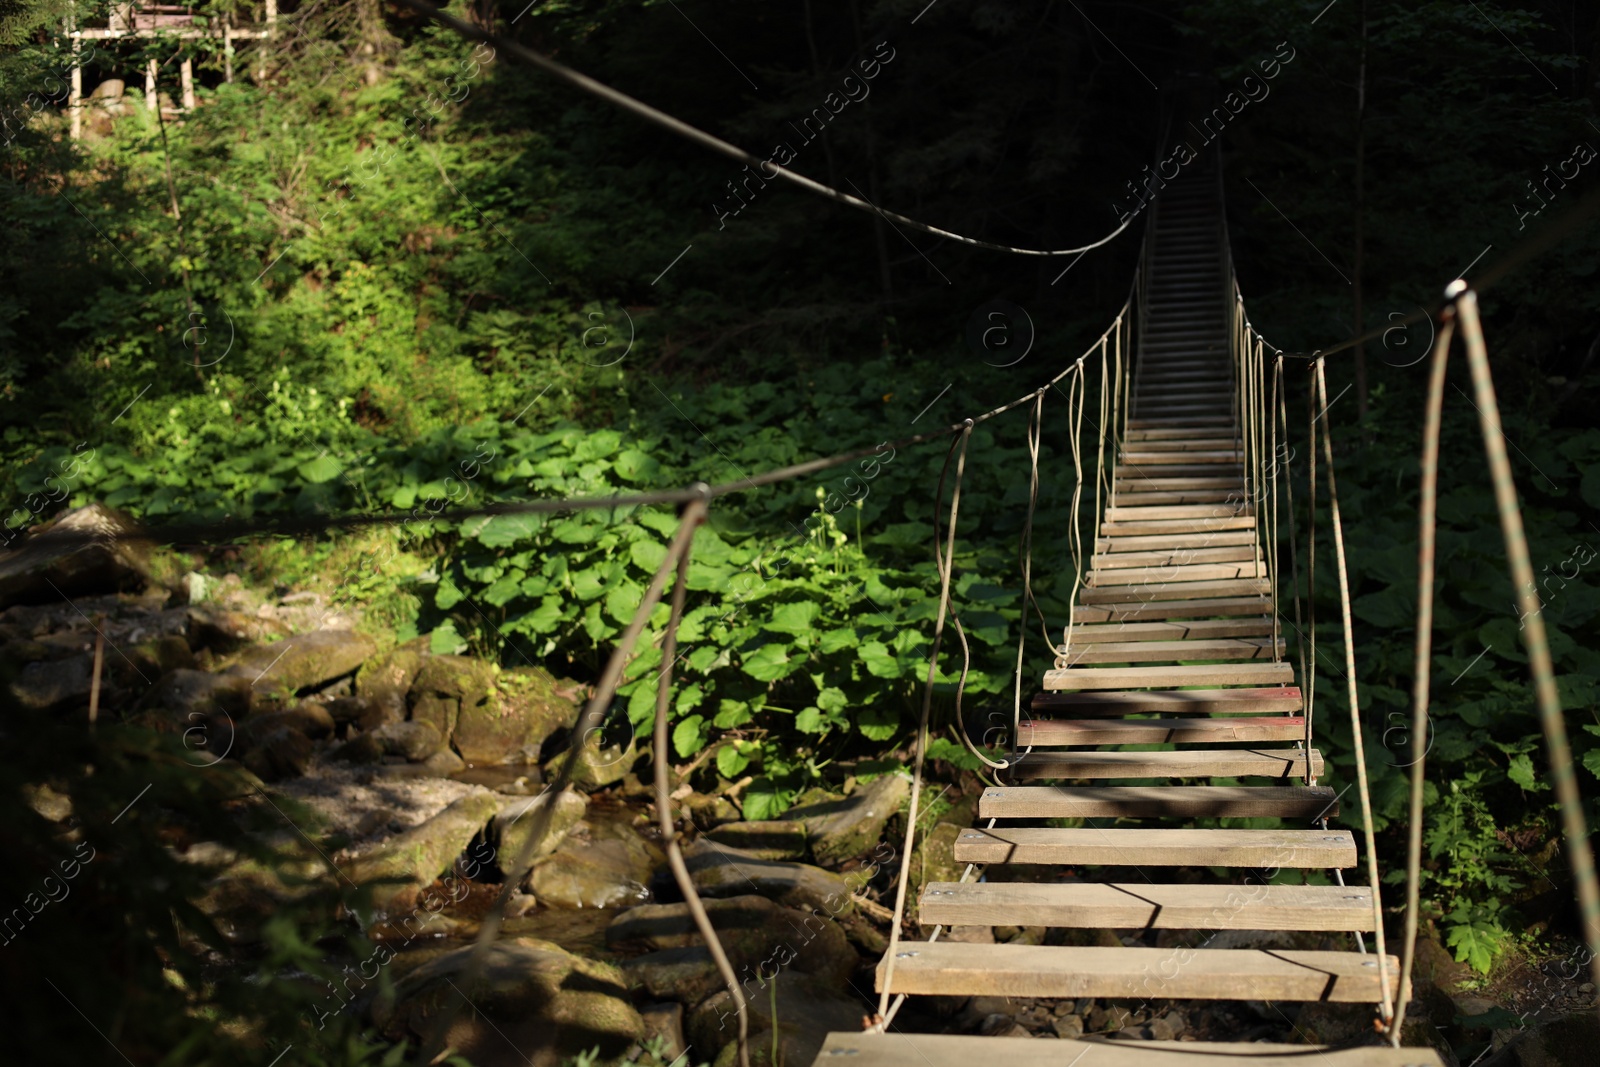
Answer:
[1071,594,1273,623]
[1017,714,1301,744]
[1044,661,1293,690]
[1066,616,1272,640]
[811,1033,1443,1067]
[978,783,1337,819]
[1128,416,1234,429]
[919,881,1375,930]
[1122,437,1240,450]
[1115,475,1243,489]
[1125,428,1237,441]
[1100,488,1242,505]
[1114,465,1246,481]
[1078,577,1271,604]
[1098,517,1257,538]
[1009,746,1321,780]
[874,942,1399,1002]
[1091,546,1259,568]
[1103,504,1248,523]
[951,827,1355,867]
[1096,531,1257,551]
[1087,561,1263,585]
[1056,638,1282,665]
[1031,687,1303,715]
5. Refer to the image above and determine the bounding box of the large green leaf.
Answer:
[741,643,791,682]
[766,601,819,634]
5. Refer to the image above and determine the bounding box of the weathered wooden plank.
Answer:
[1078,577,1271,603]
[1009,746,1321,780]
[1087,561,1264,585]
[951,827,1355,867]
[1101,488,1242,505]
[1056,638,1283,666]
[977,783,1337,819]
[1112,465,1249,483]
[1095,531,1258,552]
[1121,437,1240,450]
[918,881,1375,930]
[874,942,1400,1002]
[1128,416,1234,429]
[1044,660,1293,690]
[1017,714,1301,744]
[810,1033,1439,1067]
[1066,617,1273,641]
[1071,594,1274,623]
[1091,546,1260,568]
[1115,475,1243,490]
[1102,504,1249,523]
[1030,687,1303,715]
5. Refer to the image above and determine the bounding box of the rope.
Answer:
[876,423,973,1019]
[1014,391,1045,755]
[1278,359,1311,759]
[1056,365,1089,666]
[1269,353,1281,657]
[1313,359,1394,1025]
[1456,289,1600,999]
[393,0,1134,259]
[1305,365,1318,784]
[416,492,710,1064]
[1390,305,1457,1045]
[954,616,1011,774]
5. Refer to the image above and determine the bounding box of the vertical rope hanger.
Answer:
[1313,358,1395,1026]
[1305,364,1319,784]
[877,424,973,1022]
[1268,351,1282,654]
[1058,365,1090,665]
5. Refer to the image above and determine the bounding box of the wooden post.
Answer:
[69,36,83,140]
[180,56,195,110]
[223,23,234,83]
[145,58,157,112]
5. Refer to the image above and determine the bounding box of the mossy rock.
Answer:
[224,629,376,692]
[346,791,501,919]
[455,665,580,764]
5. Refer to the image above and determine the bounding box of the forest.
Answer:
[2,0,1599,1065]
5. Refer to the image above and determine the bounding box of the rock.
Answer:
[373,936,644,1067]
[622,947,731,1005]
[408,654,496,747]
[783,773,908,868]
[1455,995,1500,1020]
[1051,1014,1084,1039]
[909,822,965,903]
[194,844,332,945]
[346,791,500,918]
[354,643,425,727]
[239,703,335,747]
[544,731,639,791]
[683,839,856,918]
[138,668,253,719]
[706,820,811,861]
[1481,1010,1600,1067]
[8,652,97,712]
[683,792,742,829]
[330,731,384,765]
[241,725,313,781]
[1148,1013,1185,1040]
[224,630,377,695]
[639,1002,687,1064]
[454,666,580,765]
[491,790,588,875]
[23,782,73,822]
[323,694,390,730]
[1294,1002,1379,1045]
[530,818,659,907]
[186,605,290,654]
[128,634,195,679]
[689,971,863,1067]
[0,503,148,609]
[608,894,857,990]
[371,721,443,761]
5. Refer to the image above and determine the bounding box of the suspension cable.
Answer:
[1390,303,1457,1045]
[1313,359,1394,1026]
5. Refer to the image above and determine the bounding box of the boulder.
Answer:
[224,630,377,694]
[683,839,856,918]
[544,730,640,791]
[609,894,856,991]
[193,843,333,945]
[241,725,313,781]
[369,747,467,779]
[138,668,253,719]
[706,820,811,861]
[239,702,335,745]
[346,791,500,918]
[127,634,195,679]
[622,947,730,1005]
[639,1002,688,1065]
[371,720,444,761]
[782,774,908,868]
[372,937,644,1067]
[530,818,659,907]
[454,665,581,764]
[186,605,290,654]
[355,643,426,727]
[491,790,589,875]
[683,792,743,829]
[407,654,495,746]
[8,652,98,713]
[687,971,864,1067]
[0,504,148,609]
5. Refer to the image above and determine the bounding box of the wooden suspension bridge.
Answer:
[804,153,1448,1065]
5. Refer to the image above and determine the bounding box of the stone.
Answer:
[0,504,148,609]
[224,630,377,695]
[909,822,966,902]
[1051,1014,1084,1039]
[1455,995,1500,1020]
[683,792,742,829]
[323,694,397,731]
[1148,1013,1184,1040]
[705,820,811,860]
[454,665,580,765]
[407,654,496,748]
[530,818,659,907]
[8,652,97,712]
[783,773,908,868]
[23,782,73,822]
[639,1002,687,1064]
[354,643,425,727]
[186,605,290,654]
[1479,1009,1600,1067]
[683,839,856,918]
[373,937,644,1067]
[239,703,335,748]
[241,725,313,781]
[330,731,384,765]
[622,947,730,1005]
[689,971,864,1067]
[491,790,588,876]
[543,731,639,791]
[128,634,195,679]
[608,894,857,990]
[346,791,500,918]
[371,720,443,761]
[194,844,332,945]
[138,668,253,719]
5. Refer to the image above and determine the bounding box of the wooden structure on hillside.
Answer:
[65,1,279,138]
